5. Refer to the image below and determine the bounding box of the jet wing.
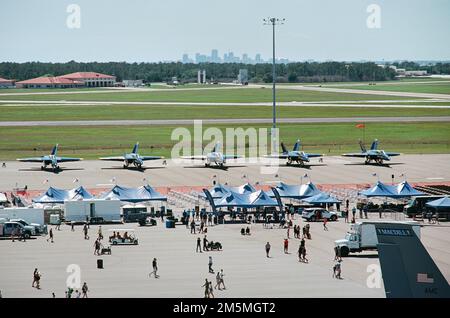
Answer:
[99,156,126,162]
[305,153,323,158]
[342,153,367,158]
[223,155,241,160]
[17,157,46,163]
[263,154,289,159]
[141,156,164,161]
[181,156,206,160]
[56,157,82,162]
[385,152,400,157]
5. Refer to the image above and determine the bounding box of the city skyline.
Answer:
[181,50,291,64]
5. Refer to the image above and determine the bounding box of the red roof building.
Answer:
[15,76,84,89]
[60,72,116,87]
[0,77,15,88]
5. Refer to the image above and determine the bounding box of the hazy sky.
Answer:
[1,0,449,63]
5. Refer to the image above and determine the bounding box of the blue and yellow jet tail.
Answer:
[132,142,139,154]
[51,144,58,156]
[293,139,301,152]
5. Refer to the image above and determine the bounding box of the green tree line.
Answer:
[0,60,425,83]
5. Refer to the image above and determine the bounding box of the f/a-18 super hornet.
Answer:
[17,144,82,172]
[181,142,241,168]
[265,139,323,166]
[342,139,400,165]
[99,142,163,169]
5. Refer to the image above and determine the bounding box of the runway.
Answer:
[2,116,450,127]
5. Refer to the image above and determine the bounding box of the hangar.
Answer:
[60,72,116,87]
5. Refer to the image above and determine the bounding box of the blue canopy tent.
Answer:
[201,183,256,200]
[213,190,279,208]
[33,186,93,204]
[426,196,450,208]
[228,183,256,195]
[359,181,398,198]
[98,185,167,203]
[395,181,425,198]
[303,192,341,204]
[267,182,322,199]
[360,181,424,199]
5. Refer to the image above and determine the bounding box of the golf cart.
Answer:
[108,229,138,245]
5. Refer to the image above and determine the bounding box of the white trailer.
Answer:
[0,207,45,225]
[64,199,121,222]
[335,220,421,256]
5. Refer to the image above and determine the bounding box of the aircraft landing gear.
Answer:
[365,159,370,165]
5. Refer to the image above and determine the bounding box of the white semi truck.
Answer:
[334,220,421,257]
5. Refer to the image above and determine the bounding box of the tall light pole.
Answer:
[264,17,285,152]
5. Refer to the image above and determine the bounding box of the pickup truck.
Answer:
[0,221,34,239]
[10,218,47,235]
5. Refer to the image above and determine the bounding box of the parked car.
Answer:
[301,208,338,222]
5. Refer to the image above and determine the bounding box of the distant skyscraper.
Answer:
[255,54,262,63]
[242,53,249,64]
[182,54,191,64]
[211,49,219,63]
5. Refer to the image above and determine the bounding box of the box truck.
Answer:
[335,220,421,257]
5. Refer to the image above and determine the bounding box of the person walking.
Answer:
[287,226,290,239]
[196,237,202,253]
[352,207,356,220]
[47,228,54,243]
[93,239,100,255]
[344,208,349,223]
[203,235,209,252]
[298,245,302,262]
[214,271,221,290]
[32,268,41,288]
[265,242,271,258]
[83,224,89,240]
[97,226,103,240]
[52,292,55,298]
[202,279,210,298]
[283,238,289,254]
[334,245,341,261]
[208,281,214,298]
[219,269,226,290]
[149,258,159,278]
[302,247,308,263]
[71,221,75,232]
[323,218,328,231]
[334,260,342,279]
[81,282,89,298]
[208,256,214,273]
[190,220,196,234]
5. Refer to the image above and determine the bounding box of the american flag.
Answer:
[417,273,434,283]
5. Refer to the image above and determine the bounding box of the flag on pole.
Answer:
[356,123,365,129]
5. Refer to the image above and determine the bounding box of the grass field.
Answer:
[327,82,450,95]
[0,88,418,103]
[1,122,449,160]
[0,104,449,121]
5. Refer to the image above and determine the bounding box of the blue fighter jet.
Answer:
[342,139,400,165]
[265,139,323,166]
[17,144,82,172]
[99,142,163,169]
